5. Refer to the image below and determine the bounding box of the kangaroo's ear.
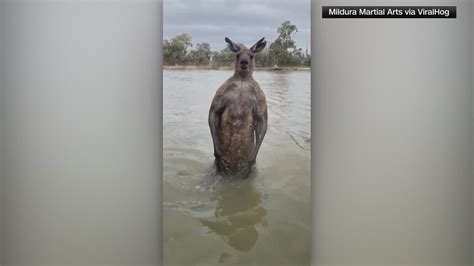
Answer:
[225,37,240,53]
[250,37,267,53]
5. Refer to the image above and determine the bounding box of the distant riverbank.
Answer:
[163,65,310,71]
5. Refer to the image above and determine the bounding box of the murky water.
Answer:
[163,69,311,266]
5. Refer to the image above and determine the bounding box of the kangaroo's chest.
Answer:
[222,82,258,109]
[219,83,257,130]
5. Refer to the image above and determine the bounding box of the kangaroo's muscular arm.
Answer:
[250,88,268,163]
[208,85,227,159]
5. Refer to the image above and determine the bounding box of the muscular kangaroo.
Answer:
[208,37,268,178]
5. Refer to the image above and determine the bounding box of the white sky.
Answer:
[164,0,310,53]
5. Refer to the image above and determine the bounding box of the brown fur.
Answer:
[208,37,268,178]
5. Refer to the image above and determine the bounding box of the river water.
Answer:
[163,69,311,266]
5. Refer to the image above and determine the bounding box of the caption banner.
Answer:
[322,6,456,19]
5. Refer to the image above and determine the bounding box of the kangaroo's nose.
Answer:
[240,60,248,66]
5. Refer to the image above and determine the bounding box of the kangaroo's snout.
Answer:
[240,59,249,70]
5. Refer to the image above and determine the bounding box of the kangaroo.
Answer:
[208,37,268,178]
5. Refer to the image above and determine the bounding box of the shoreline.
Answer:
[163,65,310,71]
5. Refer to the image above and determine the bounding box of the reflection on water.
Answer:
[163,69,310,266]
[200,180,267,253]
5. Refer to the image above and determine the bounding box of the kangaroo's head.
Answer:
[225,37,267,77]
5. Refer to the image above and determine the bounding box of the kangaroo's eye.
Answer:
[250,55,254,60]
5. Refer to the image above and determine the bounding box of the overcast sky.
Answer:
[164,0,310,52]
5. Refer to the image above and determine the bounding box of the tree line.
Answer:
[163,21,310,68]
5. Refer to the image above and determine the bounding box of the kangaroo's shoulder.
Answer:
[249,79,266,100]
[213,77,235,99]
[217,77,239,92]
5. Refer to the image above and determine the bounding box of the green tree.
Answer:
[210,47,234,67]
[163,33,192,65]
[277,21,298,48]
[269,21,299,66]
[187,42,212,65]
[162,23,310,68]
[255,46,271,67]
